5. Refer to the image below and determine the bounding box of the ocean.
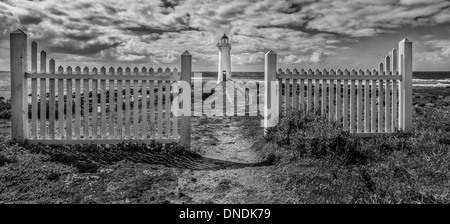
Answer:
[1,71,450,99]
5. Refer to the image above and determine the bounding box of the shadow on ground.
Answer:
[24,142,274,173]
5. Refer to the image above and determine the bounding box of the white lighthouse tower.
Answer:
[216,34,231,83]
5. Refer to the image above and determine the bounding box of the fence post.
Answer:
[180,51,192,149]
[263,50,278,136]
[398,39,413,133]
[10,29,28,145]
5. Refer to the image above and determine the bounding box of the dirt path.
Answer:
[164,81,293,204]
[172,115,284,204]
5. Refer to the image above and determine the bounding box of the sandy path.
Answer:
[173,83,294,204]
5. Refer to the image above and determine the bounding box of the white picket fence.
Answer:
[10,29,192,148]
[10,29,413,148]
[264,39,413,135]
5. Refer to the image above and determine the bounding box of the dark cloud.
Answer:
[278,1,305,14]
[217,4,247,19]
[47,7,67,16]
[122,26,170,35]
[174,13,191,27]
[72,2,94,10]
[162,0,178,8]
[83,15,122,26]
[122,25,199,35]
[18,14,42,25]
[63,22,90,31]
[48,41,122,55]
[160,0,179,9]
[65,33,98,41]
[0,8,18,39]
[103,5,122,14]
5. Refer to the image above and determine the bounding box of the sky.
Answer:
[0,0,449,72]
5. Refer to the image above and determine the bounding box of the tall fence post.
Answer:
[180,51,192,149]
[398,39,412,133]
[10,29,28,144]
[263,50,278,136]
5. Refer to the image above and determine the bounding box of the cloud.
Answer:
[400,0,446,5]
[47,41,122,55]
[310,51,327,63]
[232,52,264,65]
[304,0,450,37]
[17,13,42,25]
[417,39,450,64]
[279,50,328,65]
[117,54,147,62]
[0,0,449,70]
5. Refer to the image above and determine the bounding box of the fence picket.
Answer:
[74,66,81,139]
[133,67,139,138]
[364,69,371,132]
[157,68,163,138]
[172,70,178,138]
[378,63,384,132]
[91,68,98,139]
[371,69,377,133]
[109,67,115,139]
[100,67,107,139]
[343,69,349,131]
[285,69,291,112]
[149,68,156,138]
[314,69,320,111]
[66,66,73,140]
[329,69,335,122]
[117,67,123,139]
[349,69,356,133]
[49,59,56,139]
[336,69,342,125]
[165,68,171,138]
[278,68,283,115]
[83,67,89,139]
[321,69,327,117]
[141,67,148,139]
[31,42,38,139]
[299,69,305,111]
[57,66,64,139]
[40,51,47,139]
[292,69,298,110]
[391,48,398,131]
[125,67,131,139]
[385,56,391,132]
[357,69,363,133]
[307,69,312,111]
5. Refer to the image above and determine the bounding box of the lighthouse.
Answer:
[216,34,231,83]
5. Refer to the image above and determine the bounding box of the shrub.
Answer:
[263,106,450,203]
[265,109,369,166]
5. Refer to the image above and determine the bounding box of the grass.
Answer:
[0,136,186,203]
[0,99,11,119]
[1,86,450,203]
[259,90,450,203]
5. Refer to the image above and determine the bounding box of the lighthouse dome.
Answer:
[221,34,229,43]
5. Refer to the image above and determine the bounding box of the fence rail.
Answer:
[10,29,192,148]
[10,29,413,148]
[264,39,413,135]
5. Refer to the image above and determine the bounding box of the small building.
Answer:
[216,34,231,82]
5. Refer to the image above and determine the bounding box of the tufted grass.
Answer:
[259,88,450,203]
